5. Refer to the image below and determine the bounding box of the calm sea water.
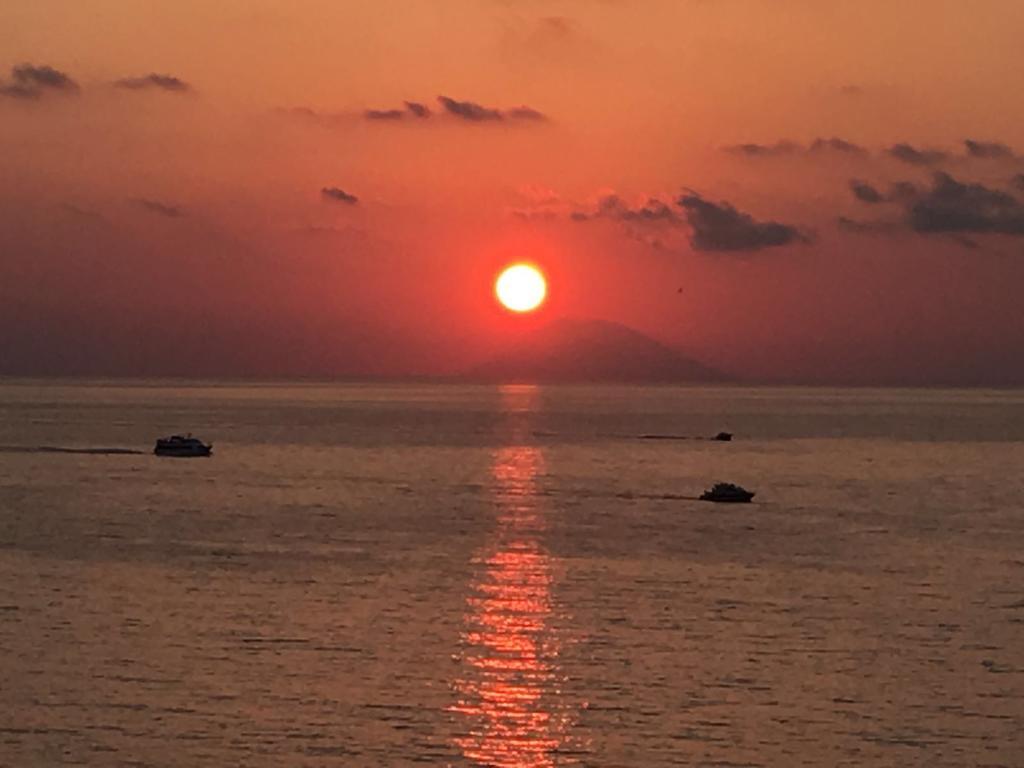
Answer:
[1,381,1023,767]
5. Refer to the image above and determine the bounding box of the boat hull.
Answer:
[154,446,212,457]
[699,492,754,503]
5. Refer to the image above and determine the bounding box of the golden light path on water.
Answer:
[449,385,583,767]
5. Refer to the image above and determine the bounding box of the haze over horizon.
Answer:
[3,1,1024,386]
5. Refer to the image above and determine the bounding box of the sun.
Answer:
[495,264,547,313]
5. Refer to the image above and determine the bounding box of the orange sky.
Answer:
[2,1,1023,383]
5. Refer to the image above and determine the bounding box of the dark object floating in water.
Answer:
[637,431,735,441]
[154,434,212,457]
[699,482,755,503]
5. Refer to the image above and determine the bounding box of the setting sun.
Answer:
[495,264,547,313]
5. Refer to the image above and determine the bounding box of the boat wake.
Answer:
[0,446,145,455]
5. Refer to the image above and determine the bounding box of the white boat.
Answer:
[154,434,212,457]
[699,482,754,503]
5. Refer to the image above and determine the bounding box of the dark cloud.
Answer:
[724,141,799,157]
[809,137,867,155]
[114,73,190,92]
[676,193,808,252]
[850,180,884,204]
[964,139,1015,159]
[506,105,547,121]
[571,194,680,224]
[276,106,349,128]
[907,172,1024,235]
[321,187,359,205]
[364,101,434,121]
[886,143,948,166]
[437,96,503,121]
[134,198,184,218]
[436,95,545,122]
[725,137,865,157]
[364,108,405,120]
[840,173,1024,241]
[0,63,79,99]
[1013,174,1024,193]
[404,101,430,118]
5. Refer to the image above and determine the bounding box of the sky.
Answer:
[2,0,1024,384]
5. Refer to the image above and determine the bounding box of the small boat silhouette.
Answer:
[154,434,212,457]
[700,482,754,503]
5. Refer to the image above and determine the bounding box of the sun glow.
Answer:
[495,264,547,313]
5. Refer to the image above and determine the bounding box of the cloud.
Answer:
[436,95,545,122]
[114,73,190,92]
[839,85,863,96]
[404,101,430,118]
[964,139,1015,160]
[134,198,184,218]
[364,108,405,120]
[676,193,808,252]
[506,105,547,121]
[888,181,920,201]
[1013,174,1024,193]
[907,172,1024,235]
[511,208,558,221]
[0,63,79,99]
[364,101,434,121]
[437,95,503,121]
[321,187,359,205]
[809,137,867,155]
[571,193,680,224]
[724,137,865,157]
[724,141,799,157]
[850,180,884,204]
[886,143,948,166]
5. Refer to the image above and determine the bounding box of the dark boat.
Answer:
[154,434,212,457]
[712,431,733,441]
[699,482,754,503]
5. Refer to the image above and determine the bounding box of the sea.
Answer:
[1,380,1023,767]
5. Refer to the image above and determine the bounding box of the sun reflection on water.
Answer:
[450,387,582,767]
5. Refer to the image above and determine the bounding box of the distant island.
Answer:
[465,318,723,383]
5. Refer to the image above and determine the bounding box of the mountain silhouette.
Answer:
[467,318,723,383]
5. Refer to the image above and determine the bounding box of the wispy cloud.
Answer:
[321,187,359,205]
[849,180,885,204]
[437,96,503,121]
[963,139,1015,160]
[114,73,191,92]
[134,198,184,218]
[437,95,546,122]
[886,143,949,166]
[724,137,866,158]
[364,108,405,120]
[572,194,680,224]
[404,101,431,118]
